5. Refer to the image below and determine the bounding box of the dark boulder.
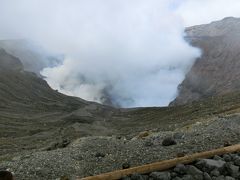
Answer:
[162,137,176,146]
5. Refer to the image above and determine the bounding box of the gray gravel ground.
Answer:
[1,114,240,179]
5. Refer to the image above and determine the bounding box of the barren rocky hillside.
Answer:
[171,17,240,105]
[1,48,240,179]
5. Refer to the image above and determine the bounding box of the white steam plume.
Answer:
[0,0,200,107]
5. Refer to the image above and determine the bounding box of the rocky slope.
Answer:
[171,17,240,105]
[1,48,240,179]
[0,49,114,160]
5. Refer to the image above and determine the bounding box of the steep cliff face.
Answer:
[171,17,240,106]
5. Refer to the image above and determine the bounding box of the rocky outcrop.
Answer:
[171,17,240,106]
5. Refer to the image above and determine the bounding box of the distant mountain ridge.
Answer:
[0,39,61,76]
[0,49,23,71]
[171,17,240,105]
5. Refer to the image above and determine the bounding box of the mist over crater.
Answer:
[0,0,201,107]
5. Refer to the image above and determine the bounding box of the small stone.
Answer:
[138,131,150,139]
[195,160,206,170]
[0,171,14,180]
[185,165,203,180]
[60,176,70,180]
[203,159,225,171]
[224,141,232,147]
[174,164,187,175]
[131,173,146,180]
[176,152,186,158]
[210,169,220,177]
[170,172,177,178]
[213,155,223,161]
[212,175,225,180]
[61,139,70,148]
[234,157,240,166]
[230,153,239,160]
[145,141,154,147]
[95,152,105,158]
[220,162,239,177]
[227,164,239,177]
[23,155,31,159]
[182,175,193,180]
[116,135,122,139]
[12,156,21,161]
[149,171,171,180]
[122,162,131,169]
[223,154,232,162]
[225,176,235,180]
[162,137,177,146]
[203,172,212,180]
[173,132,185,139]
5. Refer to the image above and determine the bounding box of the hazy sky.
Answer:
[175,0,240,26]
[0,0,239,107]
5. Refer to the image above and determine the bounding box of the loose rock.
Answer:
[162,137,177,146]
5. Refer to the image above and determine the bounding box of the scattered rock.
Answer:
[144,141,154,147]
[122,162,131,169]
[149,171,171,180]
[224,141,232,147]
[95,152,105,158]
[203,172,212,180]
[221,163,239,177]
[185,165,203,180]
[137,131,150,139]
[182,174,193,180]
[223,154,232,162]
[173,132,185,140]
[170,172,177,178]
[162,137,177,146]
[213,155,223,161]
[212,175,225,180]
[46,139,71,151]
[202,159,225,170]
[116,136,122,140]
[174,164,187,175]
[223,163,239,177]
[234,157,240,166]
[0,171,14,180]
[130,173,147,180]
[176,152,186,158]
[210,169,220,177]
[61,139,70,148]
[225,176,235,180]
